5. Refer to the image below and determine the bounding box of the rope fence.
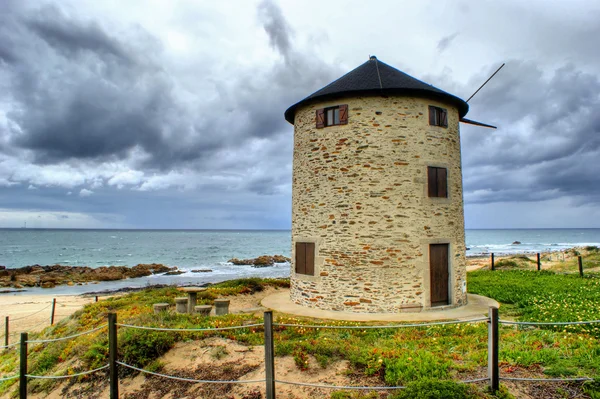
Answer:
[26,364,109,380]
[116,323,263,332]
[1,297,98,347]
[117,361,266,384]
[500,319,600,326]
[273,317,489,329]
[4,307,598,399]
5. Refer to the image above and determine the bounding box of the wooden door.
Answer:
[430,244,449,306]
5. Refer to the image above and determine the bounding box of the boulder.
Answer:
[228,254,291,267]
[512,241,521,245]
[191,269,213,273]
[164,270,185,276]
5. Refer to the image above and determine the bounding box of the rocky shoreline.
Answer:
[0,254,291,290]
[0,263,175,289]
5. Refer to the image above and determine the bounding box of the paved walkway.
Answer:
[261,291,498,322]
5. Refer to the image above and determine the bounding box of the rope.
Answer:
[274,317,489,330]
[459,377,488,384]
[0,342,20,349]
[27,364,109,379]
[27,324,107,343]
[116,361,265,384]
[500,376,593,382]
[116,323,263,332]
[9,304,53,321]
[275,380,405,390]
[0,375,18,382]
[500,319,600,326]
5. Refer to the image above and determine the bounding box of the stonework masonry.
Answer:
[290,94,468,313]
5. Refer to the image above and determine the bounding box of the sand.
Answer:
[0,294,97,346]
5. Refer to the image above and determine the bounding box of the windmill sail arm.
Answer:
[459,118,497,129]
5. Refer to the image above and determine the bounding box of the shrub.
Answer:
[389,379,476,399]
[384,351,452,386]
[119,328,175,370]
[584,378,600,399]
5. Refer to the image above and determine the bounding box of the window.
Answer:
[428,106,448,128]
[428,166,448,198]
[295,242,315,275]
[316,104,348,128]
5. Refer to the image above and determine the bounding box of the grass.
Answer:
[0,272,598,398]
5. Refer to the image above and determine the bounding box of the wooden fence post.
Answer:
[578,256,583,277]
[264,311,275,399]
[490,253,495,271]
[537,253,541,271]
[95,296,99,303]
[50,298,56,326]
[19,332,27,399]
[108,313,119,399]
[488,306,499,393]
[5,316,9,348]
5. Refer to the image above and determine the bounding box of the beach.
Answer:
[1,294,98,345]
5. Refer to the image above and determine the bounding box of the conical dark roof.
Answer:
[284,56,469,123]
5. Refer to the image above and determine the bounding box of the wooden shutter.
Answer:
[440,109,448,127]
[316,109,325,129]
[437,168,448,198]
[428,106,436,126]
[305,242,315,275]
[295,242,306,274]
[427,167,437,197]
[339,104,348,125]
[295,242,315,275]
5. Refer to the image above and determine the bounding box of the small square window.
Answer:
[316,105,348,128]
[429,106,448,128]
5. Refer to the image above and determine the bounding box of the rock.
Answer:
[228,254,291,267]
[13,283,23,289]
[191,269,213,273]
[41,281,55,289]
[0,262,178,289]
[272,255,291,263]
[164,270,185,276]
[512,241,521,245]
[253,256,275,267]
[228,258,251,265]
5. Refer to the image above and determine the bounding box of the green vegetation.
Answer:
[468,270,600,336]
[389,379,478,399]
[0,272,598,398]
[494,255,536,270]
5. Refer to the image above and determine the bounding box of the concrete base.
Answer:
[261,291,498,322]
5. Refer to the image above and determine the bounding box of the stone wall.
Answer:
[290,94,468,313]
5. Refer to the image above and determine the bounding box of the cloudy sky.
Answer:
[1,0,599,229]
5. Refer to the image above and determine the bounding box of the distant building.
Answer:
[284,56,471,313]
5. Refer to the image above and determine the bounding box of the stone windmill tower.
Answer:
[284,56,495,313]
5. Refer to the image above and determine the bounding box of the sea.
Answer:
[1,228,599,295]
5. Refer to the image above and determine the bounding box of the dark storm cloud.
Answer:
[460,60,600,205]
[0,0,339,176]
[25,5,132,63]
[258,0,292,60]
